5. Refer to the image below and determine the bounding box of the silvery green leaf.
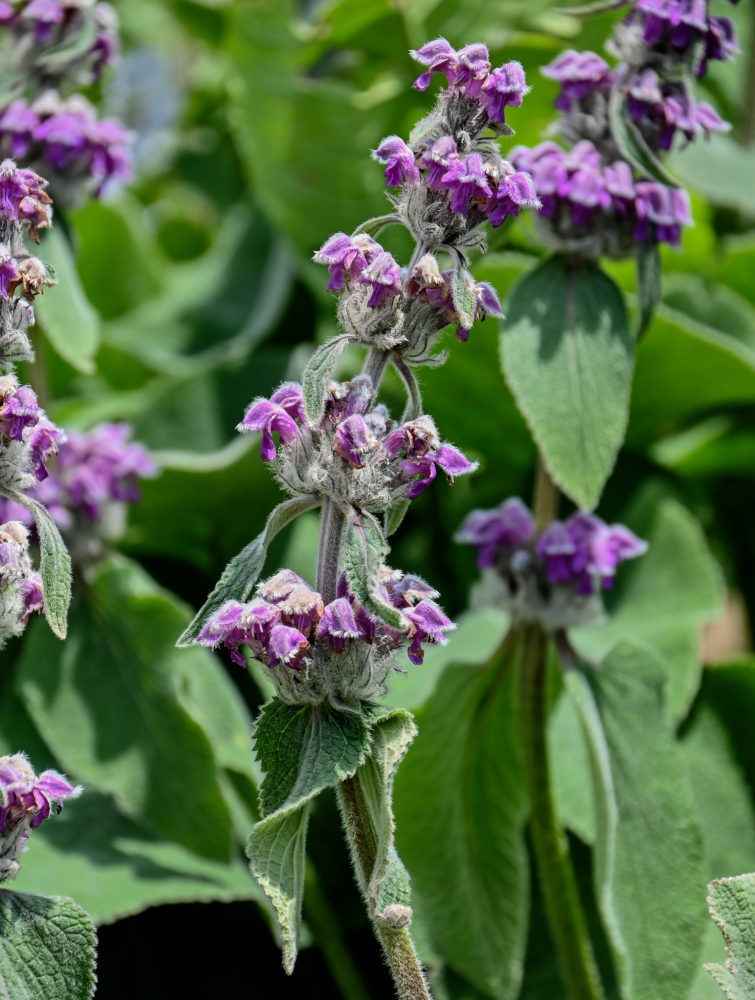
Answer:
[343,511,406,630]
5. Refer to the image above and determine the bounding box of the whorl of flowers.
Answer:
[0,519,43,645]
[239,376,475,510]
[0,752,79,882]
[0,0,131,201]
[456,498,646,628]
[513,0,739,257]
[197,566,455,706]
[0,422,158,561]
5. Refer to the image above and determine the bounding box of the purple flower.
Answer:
[0,102,40,159]
[317,598,362,652]
[197,599,281,666]
[257,568,307,605]
[0,160,51,225]
[455,43,491,99]
[313,232,375,292]
[537,512,646,595]
[456,497,535,567]
[634,181,691,245]
[275,581,324,634]
[441,153,492,215]
[486,170,540,227]
[0,244,19,298]
[88,118,133,194]
[19,573,44,620]
[268,623,309,670]
[700,17,739,75]
[269,382,306,423]
[373,136,420,187]
[455,282,504,342]
[26,416,65,480]
[334,414,377,467]
[481,61,529,123]
[382,571,440,608]
[33,108,90,170]
[0,383,39,440]
[420,136,458,190]
[400,444,476,499]
[410,38,459,91]
[239,389,304,461]
[359,249,402,308]
[405,599,455,664]
[542,50,614,111]
[0,753,80,840]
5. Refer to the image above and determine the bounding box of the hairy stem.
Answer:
[362,346,390,388]
[520,625,605,1000]
[337,774,433,1000]
[316,499,345,603]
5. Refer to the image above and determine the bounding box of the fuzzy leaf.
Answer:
[343,511,406,630]
[564,642,707,1000]
[255,699,371,817]
[35,227,99,374]
[302,335,353,425]
[248,805,310,975]
[352,214,402,237]
[394,649,529,999]
[608,89,679,187]
[249,698,371,972]
[2,489,71,640]
[393,356,422,423]
[384,498,410,538]
[0,890,97,1000]
[17,555,235,862]
[357,709,417,926]
[501,254,633,510]
[452,266,477,331]
[635,239,661,338]
[705,874,755,999]
[38,8,98,67]
[177,496,318,646]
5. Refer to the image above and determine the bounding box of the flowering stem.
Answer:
[520,624,605,1000]
[362,346,390,388]
[316,499,345,604]
[533,457,558,533]
[337,774,433,1000]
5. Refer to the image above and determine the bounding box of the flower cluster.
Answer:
[0,752,79,882]
[0,422,157,560]
[0,374,63,487]
[0,520,43,645]
[0,95,131,197]
[312,38,538,357]
[515,0,739,256]
[0,1,131,202]
[0,0,118,84]
[197,566,454,704]
[239,377,475,510]
[457,497,646,627]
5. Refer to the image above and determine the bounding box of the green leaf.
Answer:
[673,135,755,218]
[35,227,99,374]
[392,356,423,423]
[248,804,310,974]
[564,642,707,1000]
[254,700,371,817]
[451,266,477,331]
[16,555,234,862]
[38,8,98,67]
[575,488,723,722]
[394,649,529,1000]
[608,89,679,187]
[343,511,407,630]
[2,489,71,640]
[635,239,661,338]
[249,698,371,972]
[554,0,624,15]
[705,874,755,1000]
[302,335,353,425]
[383,497,410,538]
[177,496,319,646]
[0,890,96,1000]
[501,254,633,510]
[355,709,417,926]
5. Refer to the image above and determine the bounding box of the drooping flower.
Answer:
[480,61,530,123]
[373,136,421,187]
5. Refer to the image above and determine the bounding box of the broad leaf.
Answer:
[705,874,755,1000]
[177,496,319,646]
[394,649,529,1000]
[565,642,707,1000]
[35,227,99,374]
[0,890,96,1000]
[16,555,234,862]
[355,709,416,926]
[302,335,353,425]
[343,511,406,630]
[3,489,71,640]
[452,266,477,331]
[501,254,633,510]
[635,239,661,338]
[575,488,723,723]
[608,89,678,187]
[254,700,371,817]
[383,497,410,538]
[249,698,371,971]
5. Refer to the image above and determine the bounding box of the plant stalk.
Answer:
[337,773,433,1000]
[316,499,345,604]
[362,346,390,388]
